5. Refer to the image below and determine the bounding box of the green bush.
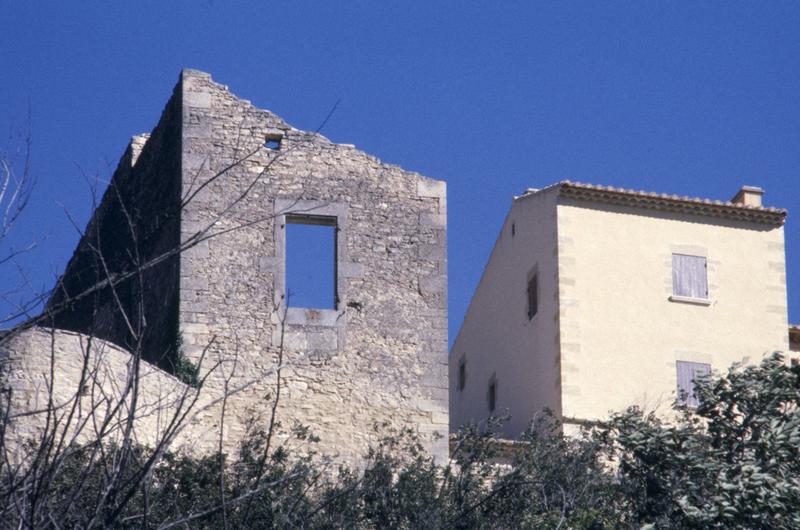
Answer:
[168,334,200,387]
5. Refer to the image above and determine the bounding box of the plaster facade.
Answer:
[449,188,561,438]
[450,182,789,438]
[6,69,449,462]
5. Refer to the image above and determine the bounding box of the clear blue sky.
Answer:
[1,2,798,343]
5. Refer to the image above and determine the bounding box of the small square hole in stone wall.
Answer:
[285,215,337,309]
[264,134,282,150]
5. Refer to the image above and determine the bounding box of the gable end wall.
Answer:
[177,70,448,461]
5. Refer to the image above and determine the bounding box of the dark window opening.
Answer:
[285,215,337,309]
[264,134,282,150]
[511,222,515,237]
[458,357,466,391]
[527,273,538,320]
[488,377,497,413]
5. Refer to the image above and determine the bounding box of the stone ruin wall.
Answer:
[178,70,448,462]
[0,328,219,456]
[4,70,449,464]
[46,86,183,371]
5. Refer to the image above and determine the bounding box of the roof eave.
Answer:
[554,181,786,226]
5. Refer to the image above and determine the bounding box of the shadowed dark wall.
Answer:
[46,83,183,370]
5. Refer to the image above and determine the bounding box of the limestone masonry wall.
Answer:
[13,69,449,463]
[178,69,448,462]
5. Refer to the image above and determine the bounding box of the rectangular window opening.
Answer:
[285,215,337,309]
[527,273,538,320]
[488,376,497,413]
[458,357,466,392]
[676,360,710,408]
[672,254,708,300]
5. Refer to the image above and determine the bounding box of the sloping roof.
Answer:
[516,181,786,226]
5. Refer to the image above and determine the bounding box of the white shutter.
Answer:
[676,360,711,407]
[672,254,708,299]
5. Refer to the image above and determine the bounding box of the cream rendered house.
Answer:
[450,182,789,438]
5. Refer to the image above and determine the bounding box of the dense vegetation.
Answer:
[1,352,798,529]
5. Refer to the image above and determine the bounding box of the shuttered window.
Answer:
[676,360,710,407]
[527,274,538,320]
[672,254,707,299]
[488,376,497,413]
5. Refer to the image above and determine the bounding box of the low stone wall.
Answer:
[0,328,223,456]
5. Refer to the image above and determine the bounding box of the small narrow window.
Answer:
[672,254,708,299]
[527,273,538,320]
[458,357,466,392]
[511,222,516,237]
[264,134,282,150]
[676,361,710,407]
[488,375,497,413]
[285,215,337,309]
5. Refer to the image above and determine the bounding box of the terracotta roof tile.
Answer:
[517,181,786,226]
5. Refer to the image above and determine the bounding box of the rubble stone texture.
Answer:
[15,69,448,462]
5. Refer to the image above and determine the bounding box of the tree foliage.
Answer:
[604,352,800,529]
